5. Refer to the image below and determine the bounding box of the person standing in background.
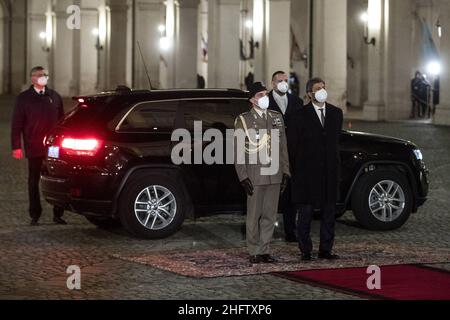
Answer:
[268,71,303,243]
[431,76,440,117]
[11,66,66,226]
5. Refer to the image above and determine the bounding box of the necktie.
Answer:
[319,108,325,127]
[39,91,44,96]
[262,112,267,121]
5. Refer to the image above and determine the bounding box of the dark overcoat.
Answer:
[268,90,303,124]
[287,102,343,205]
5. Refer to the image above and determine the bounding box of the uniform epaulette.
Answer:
[235,113,249,126]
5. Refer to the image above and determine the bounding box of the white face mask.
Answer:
[257,96,270,110]
[37,76,48,87]
[314,88,328,103]
[277,81,289,94]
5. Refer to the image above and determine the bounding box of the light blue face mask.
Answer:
[277,81,289,93]
[314,88,328,103]
[257,95,270,110]
[37,76,49,86]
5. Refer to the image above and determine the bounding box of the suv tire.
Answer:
[351,169,412,230]
[118,172,186,239]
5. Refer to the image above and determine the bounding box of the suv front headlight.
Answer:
[413,149,423,161]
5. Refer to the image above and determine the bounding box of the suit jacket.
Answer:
[268,90,303,125]
[11,86,64,158]
[234,108,290,186]
[287,102,343,205]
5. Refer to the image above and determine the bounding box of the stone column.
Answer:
[160,0,176,89]
[313,0,347,111]
[57,0,99,96]
[27,0,51,81]
[96,0,108,92]
[0,2,6,94]
[52,0,76,97]
[197,0,208,86]
[384,0,414,120]
[9,0,28,94]
[106,0,129,89]
[347,0,369,108]
[175,0,199,88]
[433,0,450,125]
[133,0,163,90]
[362,0,415,121]
[252,0,265,83]
[252,0,291,86]
[80,7,100,95]
[290,0,310,98]
[264,0,290,86]
[363,0,387,120]
[207,0,241,88]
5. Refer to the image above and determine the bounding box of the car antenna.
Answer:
[137,41,154,90]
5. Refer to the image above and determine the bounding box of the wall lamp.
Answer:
[364,36,376,46]
[92,28,104,50]
[39,31,51,52]
[436,18,442,38]
[360,12,376,46]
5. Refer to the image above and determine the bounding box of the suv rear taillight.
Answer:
[61,138,103,157]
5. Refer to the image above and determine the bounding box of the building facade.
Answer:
[0,0,449,124]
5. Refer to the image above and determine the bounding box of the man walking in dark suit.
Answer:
[287,77,343,261]
[11,66,66,226]
[268,71,303,243]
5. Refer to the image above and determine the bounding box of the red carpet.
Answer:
[274,264,450,300]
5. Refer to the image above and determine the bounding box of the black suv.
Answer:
[41,87,429,239]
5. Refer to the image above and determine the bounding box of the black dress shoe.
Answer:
[249,255,263,264]
[30,219,40,226]
[53,217,67,225]
[318,252,340,260]
[261,254,277,263]
[285,234,297,243]
[301,253,312,261]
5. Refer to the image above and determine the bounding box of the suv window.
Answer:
[118,100,182,133]
[61,96,115,128]
[182,99,249,131]
[231,99,252,118]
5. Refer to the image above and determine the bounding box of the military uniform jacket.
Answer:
[234,108,290,186]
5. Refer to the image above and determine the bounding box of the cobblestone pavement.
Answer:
[0,96,449,300]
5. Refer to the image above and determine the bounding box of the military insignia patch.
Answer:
[272,118,283,127]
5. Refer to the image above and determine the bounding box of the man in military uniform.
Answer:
[234,82,290,264]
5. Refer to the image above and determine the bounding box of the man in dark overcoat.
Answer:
[268,70,303,243]
[287,77,343,261]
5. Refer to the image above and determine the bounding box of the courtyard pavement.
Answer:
[0,95,449,300]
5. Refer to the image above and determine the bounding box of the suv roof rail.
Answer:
[146,88,245,91]
[72,87,247,101]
